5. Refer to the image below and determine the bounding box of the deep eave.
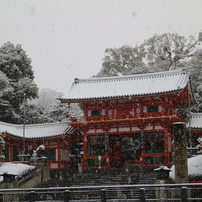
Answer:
[0,121,75,139]
[60,69,193,103]
[60,88,185,103]
[1,131,71,140]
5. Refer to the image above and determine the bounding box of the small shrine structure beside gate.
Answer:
[0,121,82,170]
[59,69,195,168]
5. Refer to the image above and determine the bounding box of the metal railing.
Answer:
[0,183,202,201]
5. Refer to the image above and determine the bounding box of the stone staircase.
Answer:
[37,165,158,200]
[40,165,157,188]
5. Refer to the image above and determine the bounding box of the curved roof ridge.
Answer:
[0,121,75,138]
[0,121,18,127]
[76,69,187,83]
[19,121,71,129]
[0,120,71,129]
[61,69,191,101]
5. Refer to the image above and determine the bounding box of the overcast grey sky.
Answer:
[0,0,201,95]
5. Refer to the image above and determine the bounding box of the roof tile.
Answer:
[62,69,190,101]
[0,121,74,139]
[188,113,202,129]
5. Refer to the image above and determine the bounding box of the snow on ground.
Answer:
[170,155,202,181]
[0,162,35,182]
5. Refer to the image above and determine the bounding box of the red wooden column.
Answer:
[161,121,173,166]
[58,140,61,169]
[9,147,13,162]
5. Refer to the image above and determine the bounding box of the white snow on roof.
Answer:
[0,162,35,182]
[0,121,75,139]
[62,69,190,101]
[154,165,171,171]
[170,155,202,181]
[188,113,202,129]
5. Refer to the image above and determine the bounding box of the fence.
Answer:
[0,183,202,201]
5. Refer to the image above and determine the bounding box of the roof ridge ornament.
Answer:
[181,68,187,73]
[74,78,79,84]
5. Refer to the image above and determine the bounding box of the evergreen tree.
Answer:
[188,49,202,93]
[0,42,38,123]
[143,33,197,71]
[96,32,202,113]
[96,45,148,77]
[97,33,198,77]
[0,71,10,107]
[27,89,83,124]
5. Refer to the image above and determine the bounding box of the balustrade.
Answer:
[0,184,202,201]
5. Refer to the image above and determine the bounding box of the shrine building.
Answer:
[0,69,202,171]
[59,69,196,168]
[0,121,82,170]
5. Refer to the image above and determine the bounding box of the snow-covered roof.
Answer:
[188,113,202,130]
[61,69,190,101]
[0,121,75,139]
[154,166,171,171]
[0,162,35,182]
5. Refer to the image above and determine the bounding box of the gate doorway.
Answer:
[122,133,141,164]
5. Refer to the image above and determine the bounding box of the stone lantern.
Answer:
[154,166,171,180]
[154,166,172,199]
[1,173,17,183]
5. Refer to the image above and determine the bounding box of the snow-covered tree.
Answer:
[143,33,197,71]
[0,71,11,107]
[187,33,202,113]
[97,33,198,78]
[96,45,148,77]
[187,49,202,93]
[34,89,63,106]
[191,85,202,113]
[0,42,38,123]
[27,89,66,123]
[96,32,202,114]
[27,89,83,124]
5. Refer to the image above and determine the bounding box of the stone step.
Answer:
[39,166,158,188]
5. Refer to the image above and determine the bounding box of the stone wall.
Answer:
[0,159,50,189]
